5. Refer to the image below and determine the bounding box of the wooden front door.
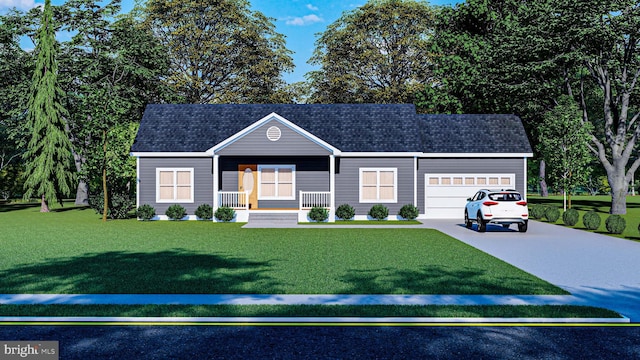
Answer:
[238,165,258,209]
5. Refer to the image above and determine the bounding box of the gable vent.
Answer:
[266,126,281,141]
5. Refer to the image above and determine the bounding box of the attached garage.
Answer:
[424,173,515,219]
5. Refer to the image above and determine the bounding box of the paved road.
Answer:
[424,219,640,321]
[1,325,639,359]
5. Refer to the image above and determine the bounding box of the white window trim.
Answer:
[359,168,398,203]
[257,165,296,200]
[156,168,195,203]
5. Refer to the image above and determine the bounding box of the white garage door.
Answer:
[424,174,515,219]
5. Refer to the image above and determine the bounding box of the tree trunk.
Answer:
[539,160,548,197]
[40,194,50,212]
[75,181,88,205]
[73,151,88,205]
[609,172,629,215]
[102,129,108,222]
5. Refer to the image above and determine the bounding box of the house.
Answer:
[130,104,533,221]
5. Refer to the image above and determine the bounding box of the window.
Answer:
[258,165,295,200]
[156,168,194,203]
[360,168,397,203]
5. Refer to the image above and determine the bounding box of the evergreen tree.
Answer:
[22,0,75,212]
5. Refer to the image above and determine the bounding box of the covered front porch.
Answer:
[216,190,332,222]
[211,155,336,222]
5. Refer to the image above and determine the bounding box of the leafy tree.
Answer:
[566,0,640,214]
[426,0,640,214]
[308,0,436,104]
[60,0,172,219]
[537,97,593,209]
[421,0,568,194]
[21,0,75,212]
[0,10,34,199]
[142,0,293,104]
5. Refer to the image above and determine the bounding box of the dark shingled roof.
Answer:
[420,114,533,154]
[131,104,532,154]
[131,104,422,153]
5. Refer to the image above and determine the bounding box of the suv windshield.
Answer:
[488,192,522,201]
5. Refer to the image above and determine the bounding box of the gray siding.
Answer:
[138,157,213,215]
[216,119,331,156]
[335,157,415,216]
[417,157,526,213]
[220,157,329,209]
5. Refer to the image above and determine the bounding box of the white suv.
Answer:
[464,189,529,232]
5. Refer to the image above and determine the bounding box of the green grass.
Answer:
[0,202,565,295]
[528,194,640,240]
[0,304,622,318]
[300,220,422,225]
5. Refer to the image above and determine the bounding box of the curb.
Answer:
[0,316,631,325]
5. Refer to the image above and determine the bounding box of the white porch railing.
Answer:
[300,191,331,209]
[219,191,249,210]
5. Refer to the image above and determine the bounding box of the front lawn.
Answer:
[528,195,640,240]
[0,304,622,319]
[0,203,564,295]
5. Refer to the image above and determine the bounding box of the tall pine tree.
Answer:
[22,0,75,212]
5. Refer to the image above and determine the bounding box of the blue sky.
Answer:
[2,0,460,84]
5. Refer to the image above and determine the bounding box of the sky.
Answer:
[1,0,459,84]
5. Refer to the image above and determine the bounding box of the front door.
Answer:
[238,165,258,209]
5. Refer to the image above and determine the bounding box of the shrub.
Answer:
[529,204,546,219]
[136,204,156,221]
[368,204,388,220]
[165,204,187,221]
[543,206,560,223]
[308,206,329,222]
[195,204,213,220]
[583,211,601,230]
[562,208,580,226]
[335,204,355,220]
[605,215,626,234]
[398,204,419,220]
[89,191,136,220]
[214,206,236,222]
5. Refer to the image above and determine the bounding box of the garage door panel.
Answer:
[425,174,515,219]
[425,186,478,198]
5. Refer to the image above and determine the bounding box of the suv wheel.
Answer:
[464,211,472,229]
[518,220,528,233]
[477,213,486,233]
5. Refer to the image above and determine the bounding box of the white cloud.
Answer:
[306,4,319,11]
[285,14,323,26]
[0,0,39,11]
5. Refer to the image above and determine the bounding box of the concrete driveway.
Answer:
[424,219,640,321]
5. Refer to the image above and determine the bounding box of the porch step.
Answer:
[243,212,299,228]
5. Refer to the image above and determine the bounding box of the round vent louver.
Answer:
[266,126,281,141]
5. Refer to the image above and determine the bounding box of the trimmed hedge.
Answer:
[368,204,388,220]
[605,215,626,234]
[166,204,187,220]
[583,211,601,230]
[562,208,580,226]
[530,204,546,219]
[335,204,355,220]
[136,204,156,221]
[398,204,419,220]
[195,204,213,220]
[214,206,236,222]
[308,207,329,222]
[544,206,560,223]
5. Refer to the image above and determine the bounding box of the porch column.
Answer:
[329,154,336,222]
[213,155,219,213]
[413,156,418,206]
